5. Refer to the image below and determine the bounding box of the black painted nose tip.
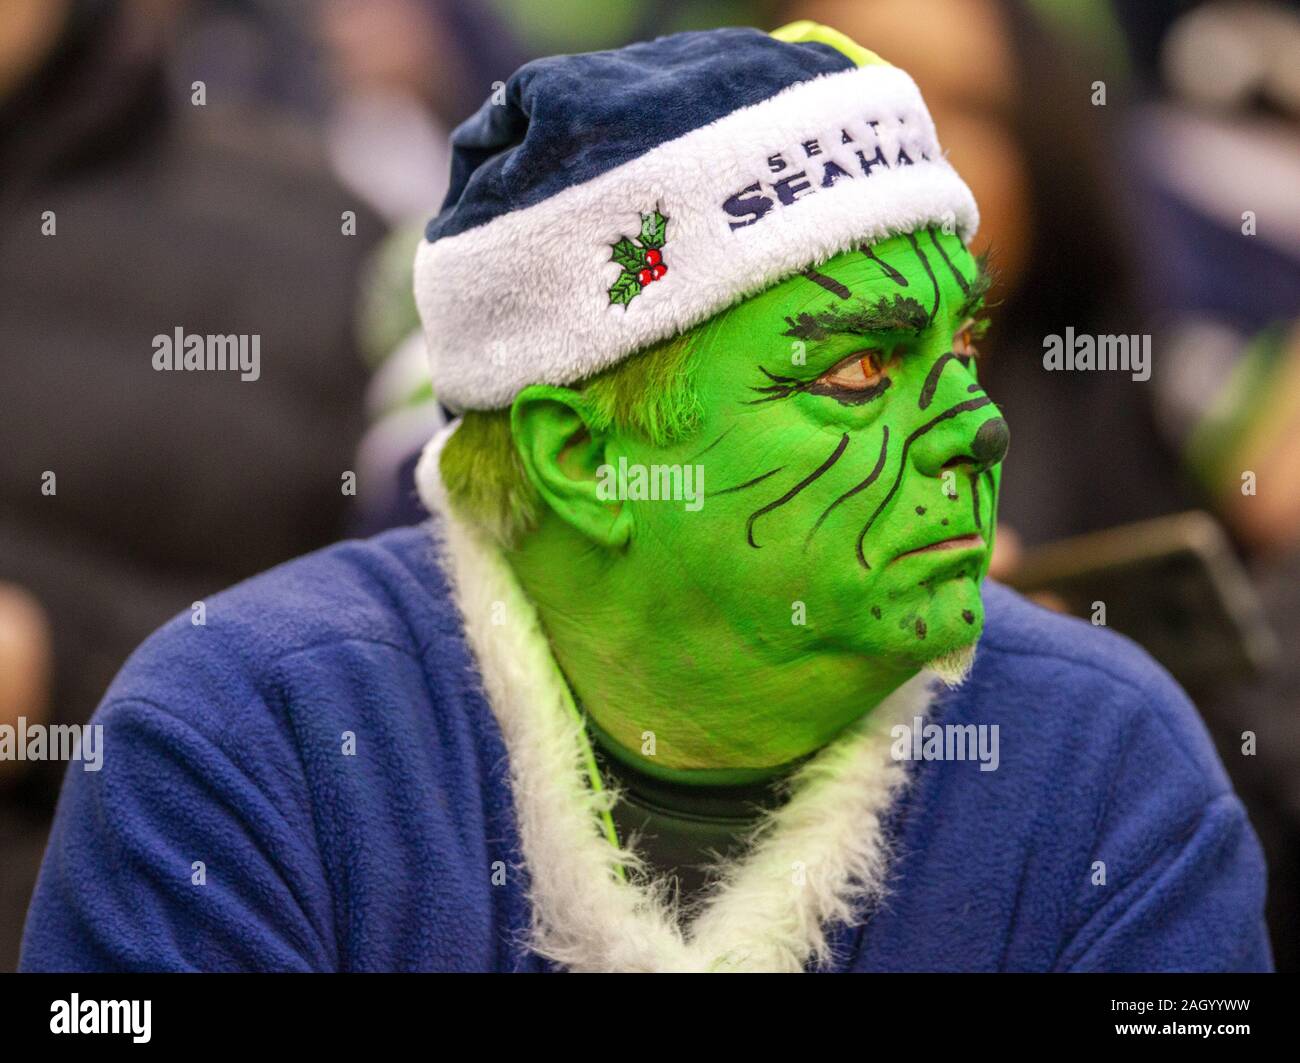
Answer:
[971,417,1010,470]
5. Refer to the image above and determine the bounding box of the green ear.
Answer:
[510,385,633,550]
[770,20,890,68]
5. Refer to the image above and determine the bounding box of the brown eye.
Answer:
[954,319,980,359]
[818,350,886,391]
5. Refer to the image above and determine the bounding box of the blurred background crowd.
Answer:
[1,0,1297,971]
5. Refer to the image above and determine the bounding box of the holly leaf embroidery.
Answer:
[608,271,641,306]
[607,208,668,307]
[610,237,643,272]
[639,209,668,249]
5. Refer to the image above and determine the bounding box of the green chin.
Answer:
[859,549,987,665]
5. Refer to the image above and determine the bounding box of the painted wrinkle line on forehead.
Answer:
[932,235,994,324]
[903,231,941,325]
[866,227,992,324]
[802,270,852,300]
[920,229,994,324]
[859,244,910,287]
[927,228,970,296]
[853,395,994,568]
[780,231,987,347]
[746,433,849,548]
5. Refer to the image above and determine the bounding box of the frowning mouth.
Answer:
[890,533,984,563]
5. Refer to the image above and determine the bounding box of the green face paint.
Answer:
[510,229,1007,777]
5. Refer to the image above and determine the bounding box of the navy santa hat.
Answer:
[415,21,978,411]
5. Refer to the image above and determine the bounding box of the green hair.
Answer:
[439,329,705,546]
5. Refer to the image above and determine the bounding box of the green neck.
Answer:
[582,707,807,787]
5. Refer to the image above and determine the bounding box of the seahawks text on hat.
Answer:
[722,113,937,231]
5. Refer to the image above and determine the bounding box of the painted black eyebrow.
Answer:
[780,253,994,348]
[780,293,930,342]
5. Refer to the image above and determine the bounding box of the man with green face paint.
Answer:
[23,24,1269,973]
[501,227,1000,771]
[470,220,1006,909]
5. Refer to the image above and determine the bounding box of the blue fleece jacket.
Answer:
[20,526,1271,972]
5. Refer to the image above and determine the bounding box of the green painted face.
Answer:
[510,228,1008,774]
[617,229,1003,662]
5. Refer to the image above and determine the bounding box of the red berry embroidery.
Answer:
[608,208,669,305]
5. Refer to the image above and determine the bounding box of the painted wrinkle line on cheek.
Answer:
[919,352,962,411]
[714,466,785,497]
[971,472,982,532]
[745,433,850,549]
[806,425,889,548]
[689,425,736,462]
[853,396,994,569]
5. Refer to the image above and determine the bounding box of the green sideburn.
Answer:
[508,230,1007,784]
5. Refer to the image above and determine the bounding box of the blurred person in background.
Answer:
[1114,0,1300,554]
[0,0,380,968]
[316,0,531,531]
[1119,0,1300,971]
[318,0,529,224]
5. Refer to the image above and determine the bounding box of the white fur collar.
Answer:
[416,429,939,972]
